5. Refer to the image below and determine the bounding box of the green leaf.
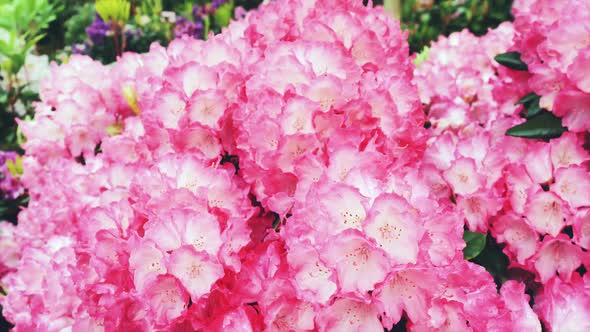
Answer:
[203,15,210,40]
[471,234,510,288]
[19,90,40,103]
[516,93,543,118]
[413,46,430,67]
[463,230,486,260]
[213,1,234,31]
[272,214,280,230]
[0,4,15,30]
[96,0,130,23]
[515,92,538,106]
[525,101,542,119]
[494,51,528,71]
[23,33,46,54]
[5,159,18,177]
[506,111,566,139]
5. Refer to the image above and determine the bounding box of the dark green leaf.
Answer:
[516,93,538,106]
[516,92,543,119]
[516,93,543,118]
[463,230,486,260]
[471,234,510,288]
[494,51,528,71]
[272,214,280,230]
[525,101,542,118]
[506,111,567,139]
[19,90,40,103]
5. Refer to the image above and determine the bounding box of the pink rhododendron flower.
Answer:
[2,0,589,330]
[511,0,590,132]
[534,275,590,332]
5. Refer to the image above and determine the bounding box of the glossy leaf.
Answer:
[506,111,566,139]
[516,92,538,106]
[516,92,543,118]
[463,230,486,260]
[494,51,528,71]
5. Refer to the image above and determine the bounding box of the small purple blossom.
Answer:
[86,14,111,45]
[125,25,143,40]
[192,5,206,20]
[174,16,203,39]
[0,151,24,200]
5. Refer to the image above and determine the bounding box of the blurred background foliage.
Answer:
[377,0,515,52]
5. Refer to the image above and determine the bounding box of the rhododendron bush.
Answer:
[0,0,589,331]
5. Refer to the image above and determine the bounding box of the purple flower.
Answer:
[86,14,111,45]
[125,25,142,41]
[0,151,24,200]
[192,5,206,19]
[192,0,228,19]
[174,16,203,39]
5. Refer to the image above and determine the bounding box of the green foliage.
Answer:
[516,92,542,118]
[64,3,95,45]
[0,0,60,36]
[138,0,164,18]
[401,0,513,53]
[470,234,510,287]
[0,0,61,73]
[506,111,566,139]
[0,83,38,151]
[494,51,528,71]
[96,0,130,24]
[412,45,430,67]
[506,92,567,140]
[463,230,487,260]
[213,1,234,32]
[0,193,29,224]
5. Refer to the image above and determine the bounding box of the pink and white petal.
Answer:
[525,191,568,237]
[143,275,189,326]
[374,269,438,328]
[534,237,584,283]
[550,132,590,169]
[129,240,167,291]
[316,299,382,332]
[166,246,224,300]
[320,230,389,296]
[443,157,483,195]
[287,244,337,305]
[553,166,590,209]
[364,193,421,265]
[524,143,553,184]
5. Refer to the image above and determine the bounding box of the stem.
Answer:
[121,25,127,54]
[7,74,16,114]
[112,22,121,57]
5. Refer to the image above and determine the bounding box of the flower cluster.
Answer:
[415,20,590,330]
[510,0,590,132]
[1,0,588,331]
